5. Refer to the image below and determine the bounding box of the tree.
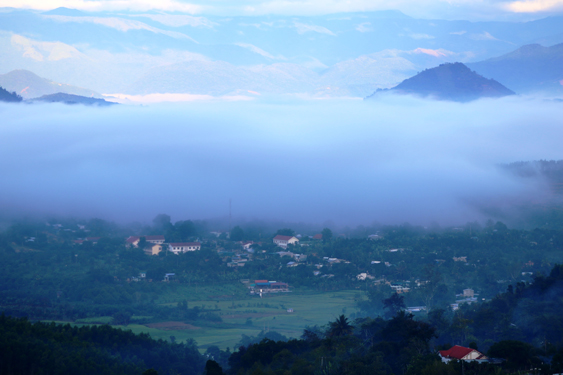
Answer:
[421,264,443,311]
[204,360,225,375]
[275,228,295,236]
[321,228,333,241]
[0,87,23,102]
[488,340,539,371]
[231,226,244,241]
[328,314,354,337]
[383,293,406,319]
[138,236,147,249]
[153,214,172,229]
[176,220,196,240]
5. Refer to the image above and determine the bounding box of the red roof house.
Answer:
[439,346,488,363]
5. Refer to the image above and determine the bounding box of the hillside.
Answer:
[468,43,563,94]
[0,315,205,375]
[368,62,515,101]
[0,70,101,99]
[29,93,117,106]
[0,86,22,102]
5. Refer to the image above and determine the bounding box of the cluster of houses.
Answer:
[73,237,100,245]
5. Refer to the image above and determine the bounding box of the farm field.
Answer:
[129,287,363,351]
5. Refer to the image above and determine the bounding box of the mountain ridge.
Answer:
[0,70,102,99]
[367,62,515,101]
[468,42,563,94]
[28,92,117,106]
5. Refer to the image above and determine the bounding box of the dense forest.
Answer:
[0,314,205,375]
[0,85,22,102]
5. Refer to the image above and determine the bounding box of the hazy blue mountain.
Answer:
[28,92,117,106]
[0,7,561,96]
[0,85,22,102]
[126,49,468,97]
[127,60,319,96]
[468,43,563,94]
[0,70,101,99]
[368,62,515,101]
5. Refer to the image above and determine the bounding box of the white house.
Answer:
[273,235,299,248]
[168,242,201,254]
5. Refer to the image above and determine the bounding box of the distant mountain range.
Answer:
[0,7,561,97]
[28,93,117,106]
[367,63,515,101]
[468,43,563,94]
[0,70,101,99]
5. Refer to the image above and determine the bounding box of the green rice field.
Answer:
[128,287,363,351]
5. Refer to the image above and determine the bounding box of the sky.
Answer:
[1,96,561,227]
[1,0,563,20]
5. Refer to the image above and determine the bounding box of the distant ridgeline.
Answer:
[475,160,563,229]
[468,43,563,94]
[0,70,116,106]
[29,93,117,106]
[0,86,22,102]
[0,69,101,99]
[366,62,515,102]
[502,160,563,194]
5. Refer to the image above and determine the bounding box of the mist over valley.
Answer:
[2,97,561,227]
[1,3,563,375]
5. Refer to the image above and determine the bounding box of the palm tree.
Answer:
[328,315,353,338]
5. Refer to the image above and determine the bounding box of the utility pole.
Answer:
[229,198,232,233]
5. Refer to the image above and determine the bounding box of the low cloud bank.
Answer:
[0,96,561,226]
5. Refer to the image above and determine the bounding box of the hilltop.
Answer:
[367,62,515,102]
[468,43,563,94]
[0,86,22,102]
[0,70,101,99]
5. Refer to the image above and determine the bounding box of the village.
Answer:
[59,224,499,313]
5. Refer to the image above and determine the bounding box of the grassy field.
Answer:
[127,286,364,351]
[48,283,365,352]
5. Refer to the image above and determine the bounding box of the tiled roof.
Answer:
[274,235,294,241]
[439,346,481,360]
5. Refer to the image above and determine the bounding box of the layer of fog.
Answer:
[0,96,561,227]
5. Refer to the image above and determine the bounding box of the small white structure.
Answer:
[357,273,375,281]
[168,242,201,254]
